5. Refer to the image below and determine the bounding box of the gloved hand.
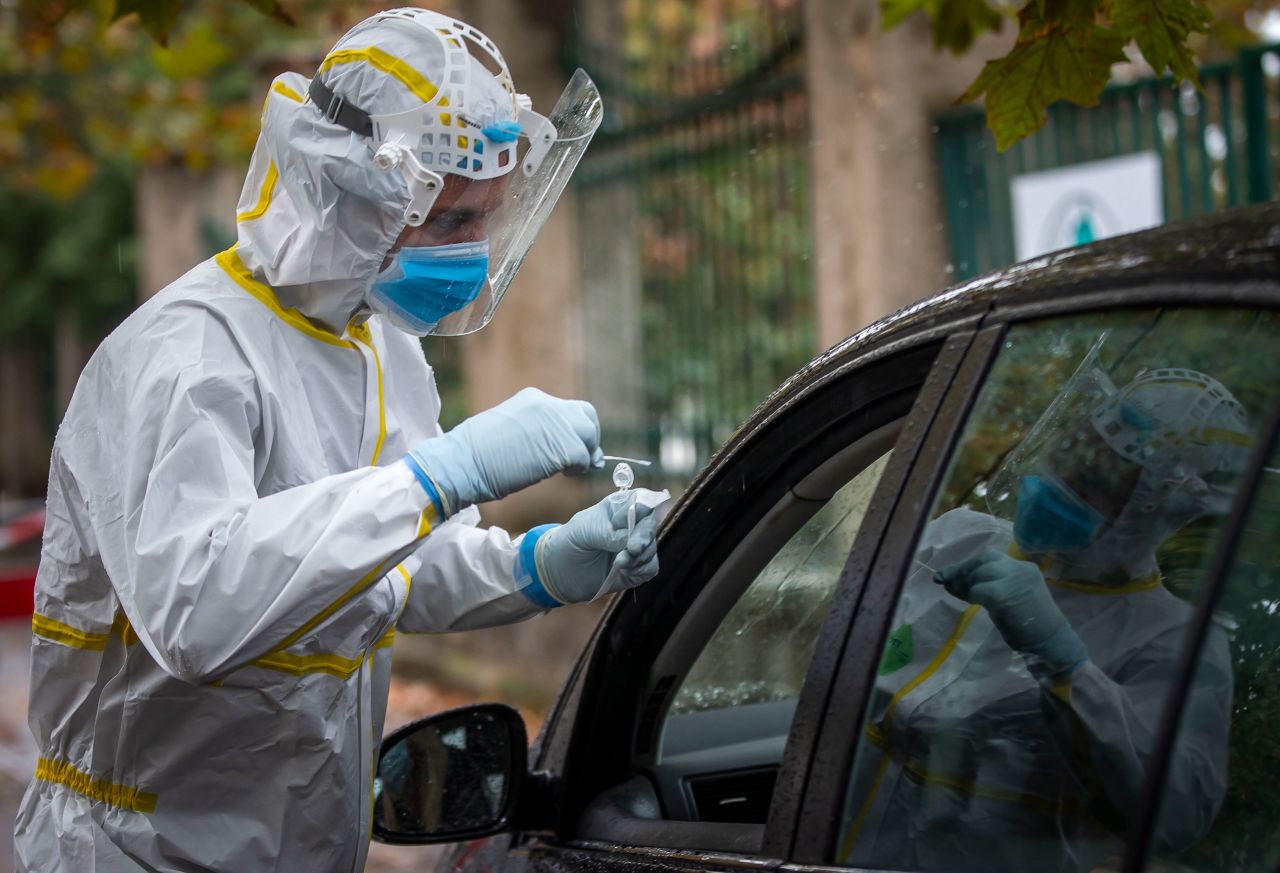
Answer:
[532,491,661,604]
[405,387,605,513]
[934,547,1087,677]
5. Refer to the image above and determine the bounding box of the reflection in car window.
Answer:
[1146,448,1280,873]
[835,307,1280,872]
[669,452,892,715]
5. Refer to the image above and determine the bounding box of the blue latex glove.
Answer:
[404,387,605,514]
[528,492,660,604]
[934,547,1087,677]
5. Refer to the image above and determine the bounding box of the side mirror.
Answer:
[372,703,528,844]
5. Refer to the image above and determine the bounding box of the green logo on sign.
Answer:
[878,623,914,675]
[1074,213,1096,245]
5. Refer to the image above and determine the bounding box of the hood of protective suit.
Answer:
[231,15,517,332]
[1059,367,1253,581]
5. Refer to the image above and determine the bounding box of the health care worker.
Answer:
[840,359,1248,871]
[15,10,659,872]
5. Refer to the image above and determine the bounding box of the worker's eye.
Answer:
[429,210,478,236]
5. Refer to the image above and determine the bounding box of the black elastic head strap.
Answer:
[307,78,374,138]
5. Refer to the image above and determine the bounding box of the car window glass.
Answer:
[1144,442,1280,873]
[833,307,1280,872]
[668,451,892,716]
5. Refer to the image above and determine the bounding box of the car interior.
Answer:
[576,420,903,841]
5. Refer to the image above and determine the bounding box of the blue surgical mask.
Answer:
[368,239,489,336]
[1013,474,1106,552]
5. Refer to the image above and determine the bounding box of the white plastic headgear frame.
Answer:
[361,8,559,227]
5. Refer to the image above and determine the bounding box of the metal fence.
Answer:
[569,2,812,483]
[938,44,1280,280]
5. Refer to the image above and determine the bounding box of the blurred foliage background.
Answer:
[0,0,365,336]
[572,0,812,473]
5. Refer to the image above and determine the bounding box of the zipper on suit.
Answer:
[347,322,387,467]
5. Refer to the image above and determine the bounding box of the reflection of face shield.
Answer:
[987,336,1123,547]
[309,9,603,335]
[1091,368,1253,530]
[989,334,1254,565]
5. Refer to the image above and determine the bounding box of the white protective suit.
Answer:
[839,508,1232,872]
[15,15,573,873]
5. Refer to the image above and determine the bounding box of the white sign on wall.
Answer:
[1010,152,1164,262]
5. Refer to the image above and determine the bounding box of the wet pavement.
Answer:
[0,619,542,873]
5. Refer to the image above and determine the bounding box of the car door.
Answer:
[784,280,1280,873]
[465,305,990,872]
[1134,418,1280,873]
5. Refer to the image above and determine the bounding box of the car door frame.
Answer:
[784,276,1280,868]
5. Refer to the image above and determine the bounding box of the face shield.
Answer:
[986,335,1143,552]
[987,333,1254,557]
[308,9,603,336]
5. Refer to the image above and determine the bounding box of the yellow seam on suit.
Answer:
[36,757,158,814]
[1049,675,1073,703]
[840,604,981,859]
[1044,574,1161,595]
[897,756,1076,816]
[347,323,387,465]
[270,558,396,655]
[319,47,439,103]
[1007,544,1162,595]
[1199,426,1253,447]
[31,613,110,651]
[416,507,434,539]
[235,161,278,223]
[111,611,138,647]
[271,81,303,102]
[215,247,355,348]
[249,649,364,680]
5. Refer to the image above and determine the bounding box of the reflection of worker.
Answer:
[841,362,1250,872]
[16,10,658,873]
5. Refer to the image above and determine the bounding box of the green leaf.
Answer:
[241,0,296,28]
[112,0,181,44]
[931,0,1006,53]
[882,0,932,32]
[883,0,1005,54]
[960,3,1126,150]
[1111,0,1212,80]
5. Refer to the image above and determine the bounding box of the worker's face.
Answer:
[1049,423,1142,524]
[385,173,509,261]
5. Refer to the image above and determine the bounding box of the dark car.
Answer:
[372,203,1280,873]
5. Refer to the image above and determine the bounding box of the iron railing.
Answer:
[569,2,813,485]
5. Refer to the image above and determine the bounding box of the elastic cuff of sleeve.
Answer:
[517,524,563,609]
[403,455,448,519]
[1027,625,1088,680]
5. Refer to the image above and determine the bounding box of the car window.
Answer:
[669,452,892,716]
[833,306,1280,872]
[646,446,894,825]
[1144,446,1280,873]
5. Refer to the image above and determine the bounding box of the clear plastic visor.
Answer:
[986,335,1143,526]
[380,69,603,336]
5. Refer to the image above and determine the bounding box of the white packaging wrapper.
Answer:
[595,487,671,599]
